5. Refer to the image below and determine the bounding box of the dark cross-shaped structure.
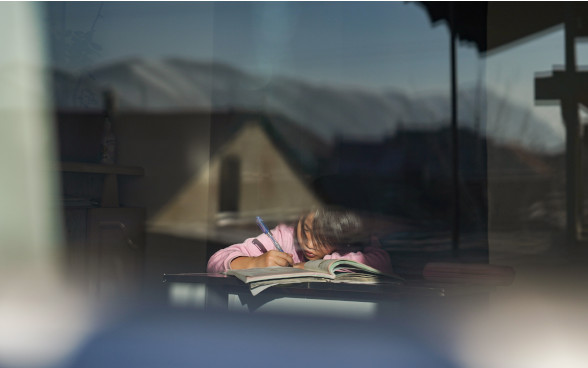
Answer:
[422,2,588,246]
[535,6,588,244]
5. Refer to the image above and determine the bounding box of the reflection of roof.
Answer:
[421,2,588,54]
[209,110,332,179]
[420,2,488,51]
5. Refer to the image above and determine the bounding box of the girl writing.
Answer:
[207,207,392,273]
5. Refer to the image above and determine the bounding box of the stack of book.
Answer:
[226,259,404,295]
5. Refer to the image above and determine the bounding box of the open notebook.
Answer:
[226,259,403,295]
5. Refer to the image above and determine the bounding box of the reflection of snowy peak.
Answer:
[52,58,564,153]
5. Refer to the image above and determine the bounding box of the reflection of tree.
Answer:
[49,2,103,108]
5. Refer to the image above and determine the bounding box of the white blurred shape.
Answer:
[455,295,588,368]
[0,286,94,368]
[0,3,94,368]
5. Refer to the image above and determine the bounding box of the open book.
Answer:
[226,259,403,295]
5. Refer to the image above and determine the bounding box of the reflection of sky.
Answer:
[45,1,588,152]
[46,2,581,90]
[46,2,460,92]
[485,28,566,145]
[45,1,585,95]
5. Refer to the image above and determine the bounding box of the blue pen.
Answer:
[256,216,284,252]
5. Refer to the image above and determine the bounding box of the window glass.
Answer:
[46,2,480,275]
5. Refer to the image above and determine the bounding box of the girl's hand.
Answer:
[253,250,294,268]
[293,262,306,269]
[230,250,293,269]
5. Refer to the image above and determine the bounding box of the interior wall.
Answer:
[115,112,212,297]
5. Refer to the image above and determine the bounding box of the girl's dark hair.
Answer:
[298,207,369,252]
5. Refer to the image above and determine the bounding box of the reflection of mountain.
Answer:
[52,58,563,153]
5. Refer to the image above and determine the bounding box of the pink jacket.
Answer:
[206,224,392,273]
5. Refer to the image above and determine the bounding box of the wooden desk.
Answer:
[163,273,491,318]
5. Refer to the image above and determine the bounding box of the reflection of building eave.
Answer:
[147,210,302,245]
[147,220,254,245]
[215,209,300,227]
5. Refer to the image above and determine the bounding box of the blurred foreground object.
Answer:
[0,3,94,368]
[65,308,458,368]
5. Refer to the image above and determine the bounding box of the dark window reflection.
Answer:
[219,155,241,213]
[49,1,551,281]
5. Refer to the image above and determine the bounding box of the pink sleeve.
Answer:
[206,224,296,273]
[324,237,393,273]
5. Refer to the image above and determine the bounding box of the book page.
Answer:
[226,266,332,283]
[303,259,339,273]
[249,276,333,289]
[304,259,383,275]
[248,274,402,295]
